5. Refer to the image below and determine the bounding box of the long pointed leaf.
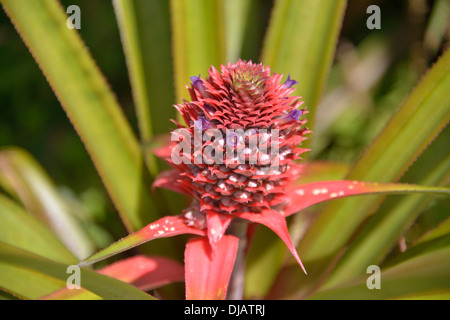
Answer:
[79,215,206,267]
[0,147,94,260]
[42,255,184,300]
[0,193,76,264]
[268,182,450,299]
[0,265,67,300]
[297,48,450,276]
[224,0,253,62]
[113,0,175,176]
[284,181,450,217]
[1,0,160,232]
[170,0,226,105]
[261,0,347,148]
[113,0,188,220]
[324,128,450,289]
[244,161,349,299]
[308,235,450,300]
[0,242,155,300]
[415,218,450,245]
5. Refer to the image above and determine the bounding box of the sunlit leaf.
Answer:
[170,0,226,105]
[1,0,161,232]
[324,128,450,289]
[268,183,449,299]
[415,218,450,245]
[262,0,347,148]
[113,0,175,175]
[79,215,206,267]
[281,48,450,299]
[0,147,94,260]
[0,242,155,300]
[224,0,253,63]
[113,0,187,221]
[244,226,286,299]
[42,255,184,300]
[244,161,349,298]
[0,263,68,300]
[308,235,450,300]
[0,193,76,264]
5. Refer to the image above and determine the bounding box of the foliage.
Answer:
[0,0,449,300]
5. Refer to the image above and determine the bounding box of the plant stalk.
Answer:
[226,219,249,300]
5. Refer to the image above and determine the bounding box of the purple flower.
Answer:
[284,109,303,122]
[191,75,209,98]
[284,74,298,88]
[190,75,201,84]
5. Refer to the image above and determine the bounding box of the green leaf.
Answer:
[113,0,175,175]
[0,193,76,265]
[396,291,450,300]
[308,235,450,300]
[79,215,205,267]
[0,290,18,300]
[424,0,450,55]
[244,226,285,299]
[224,0,253,63]
[112,0,186,220]
[261,0,347,147]
[296,161,349,184]
[268,183,450,299]
[270,47,450,295]
[244,161,348,299]
[42,255,184,300]
[0,147,95,260]
[323,127,450,289]
[415,218,450,245]
[0,242,155,300]
[0,263,68,300]
[1,0,160,232]
[170,0,226,105]
[298,48,450,272]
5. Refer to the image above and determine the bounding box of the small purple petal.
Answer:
[190,75,209,97]
[284,74,298,88]
[194,117,210,130]
[190,76,204,91]
[285,109,303,122]
[190,75,201,83]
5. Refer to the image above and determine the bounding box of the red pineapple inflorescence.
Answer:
[79,60,434,294]
[154,59,310,262]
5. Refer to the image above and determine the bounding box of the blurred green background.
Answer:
[0,0,448,237]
